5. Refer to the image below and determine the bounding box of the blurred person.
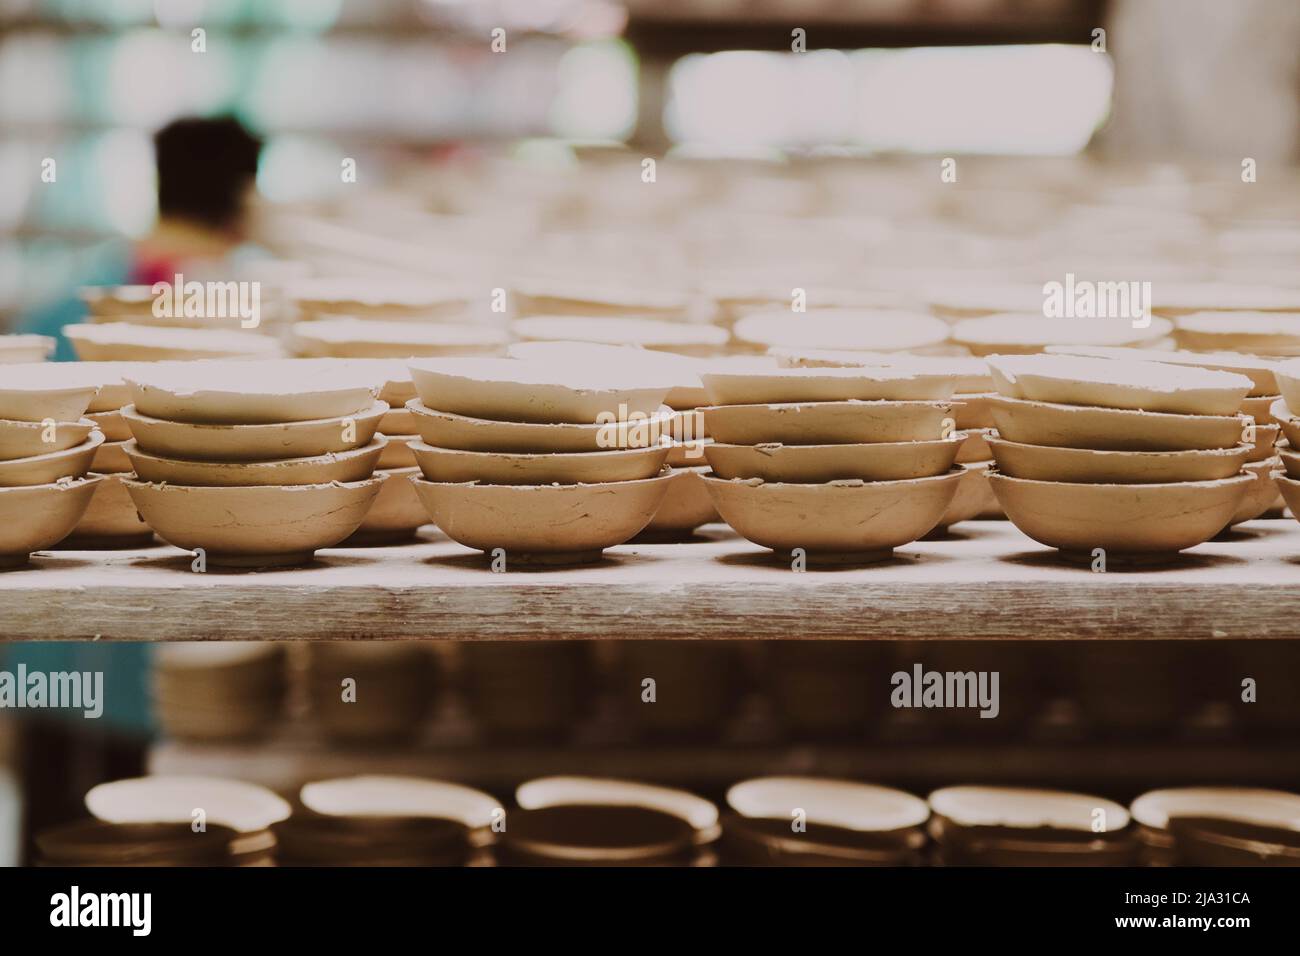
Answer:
[18,115,263,359]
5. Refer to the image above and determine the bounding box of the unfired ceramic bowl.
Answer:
[0,476,102,568]
[1273,359,1300,412]
[287,277,472,320]
[126,361,379,424]
[1274,473,1300,519]
[1278,442,1300,479]
[770,350,993,394]
[85,776,290,833]
[123,477,385,567]
[988,354,1252,416]
[638,466,718,539]
[1173,313,1300,355]
[0,333,54,363]
[407,400,676,453]
[988,396,1248,451]
[376,434,418,469]
[1270,399,1300,446]
[408,357,669,424]
[0,418,96,461]
[122,401,386,462]
[702,367,959,404]
[87,409,132,441]
[932,461,999,530]
[345,467,429,545]
[701,470,962,563]
[292,318,507,358]
[705,437,962,482]
[731,309,950,353]
[124,437,385,487]
[410,470,674,565]
[410,441,668,485]
[1245,422,1280,462]
[701,401,957,446]
[1242,394,1283,423]
[986,434,1252,484]
[0,366,99,422]
[90,439,131,473]
[64,473,154,548]
[65,323,283,361]
[988,471,1252,558]
[956,428,993,463]
[0,431,102,486]
[510,316,728,357]
[1046,345,1278,397]
[1228,457,1281,526]
[951,314,1173,356]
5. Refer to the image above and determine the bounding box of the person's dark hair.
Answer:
[154,116,262,231]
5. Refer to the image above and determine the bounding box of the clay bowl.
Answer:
[0,431,102,486]
[1246,422,1281,461]
[731,308,951,353]
[409,470,674,565]
[701,400,957,446]
[344,467,429,545]
[1242,394,1283,423]
[1279,443,1300,479]
[986,433,1252,483]
[954,392,995,430]
[701,470,962,563]
[1273,359,1300,412]
[379,407,417,435]
[123,477,385,567]
[91,439,131,473]
[1228,457,1281,526]
[291,318,507,358]
[516,776,719,841]
[287,277,473,320]
[951,313,1173,356]
[124,437,385,487]
[988,396,1248,451]
[410,441,668,485]
[956,428,992,463]
[126,361,379,424]
[87,409,132,441]
[1173,312,1300,356]
[1271,472,1300,519]
[407,400,676,453]
[63,473,154,548]
[65,322,283,361]
[510,315,729,358]
[1131,787,1300,864]
[988,471,1252,559]
[771,349,993,393]
[121,400,387,462]
[701,367,959,405]
[1270,399,1300,446]
[932,460,999,530]
[988,354,1252,416]
[0,366,99,422]
[0,418,96,461]
[0,333,54,363]
[86,776,291,834]
[638,466,718,540]
[377,434,418,469]
[705,437,962,482]
[408,357,669,424]
[0,477,103,568]
[1045,344,1280,397]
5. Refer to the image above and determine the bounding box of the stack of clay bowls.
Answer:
[949,313,1174,356]
[510,315,728,358]
[0,367,103,568]
[502,776,718,866]
[152,643,285,743]
[35,819,251,866]
[405,357,676,566]
[730,307,951,356]
[0,333,54,363]
[64,323,283,361]
[54,362,156,547]
[772,348,1002,532]
[1049,345,1285,528]
[928,785,1138,866]
[119,360,387,568]
[984,354,1256,562]
[303,643,435,745]
[84,776,290,866]
[460,641,592,742]
[506,342,777,540]
[1267,360,1300,521]
[723,777,930,866]
[1130,786,1300,866]
[274,775,499,866]
[698,365,964,564]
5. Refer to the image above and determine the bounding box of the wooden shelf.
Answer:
[3,520,1300,642]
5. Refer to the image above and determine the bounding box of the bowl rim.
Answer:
[407,440,670,462]
[0,429,104,466]
[120,399,389,431]
[986,469,1255,492]
[984,432,1253,460]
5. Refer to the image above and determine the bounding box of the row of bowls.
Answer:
[37,773,1300,867]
